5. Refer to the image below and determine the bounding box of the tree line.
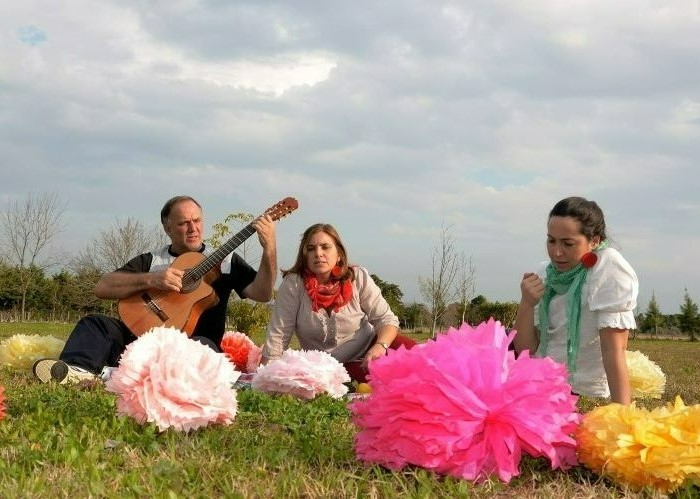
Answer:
[0,193,522,333]
[3,257,697,342]
[1,193,698,341]
[0,258,515,331]
[635,291,699,341]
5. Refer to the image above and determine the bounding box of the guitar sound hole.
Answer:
[181,275,201,293]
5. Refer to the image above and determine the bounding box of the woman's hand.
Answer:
[513,272,543,355]
[362,343,387,369]
[520,272,545,307]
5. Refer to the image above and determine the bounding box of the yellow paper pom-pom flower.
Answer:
[0,334,65,370]
[625,350,665,399]
[577,397,700,493]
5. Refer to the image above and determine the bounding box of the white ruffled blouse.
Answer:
[535,247,638,397]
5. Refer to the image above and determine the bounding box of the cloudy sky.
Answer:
[2,1,699,314]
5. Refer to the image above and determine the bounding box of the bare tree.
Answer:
[72,217,165,274]
[418,223,462,338]
[0,192,66,320]
[68,217,164,316]
[456,253,476,325]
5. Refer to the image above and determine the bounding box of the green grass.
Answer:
[0,321,74,340]
[0,323,699,498]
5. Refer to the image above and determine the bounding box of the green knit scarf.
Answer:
[537,241,608,374]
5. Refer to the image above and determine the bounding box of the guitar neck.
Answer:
[187,223,256,280]
[181,196,298,283]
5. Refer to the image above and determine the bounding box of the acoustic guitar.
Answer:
[118,197,298,336]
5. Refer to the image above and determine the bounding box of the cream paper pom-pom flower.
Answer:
[252,349,350,400]
[0,334,65,370]
[105,326,239,432]
[626,350,666,399]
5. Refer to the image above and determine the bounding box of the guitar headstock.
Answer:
[264,197,299,221]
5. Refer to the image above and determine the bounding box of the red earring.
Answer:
[580,252,597,268]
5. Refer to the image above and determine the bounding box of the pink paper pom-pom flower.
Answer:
[252,349,350,400]
[350,319,581,483]
[105,326,239,432]
[220,331,262,373]
[0,385,5,421]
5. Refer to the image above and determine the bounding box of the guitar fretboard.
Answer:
[182,223,256,286]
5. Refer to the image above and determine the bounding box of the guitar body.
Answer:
[118,252,220,337]
[117,196,298,337]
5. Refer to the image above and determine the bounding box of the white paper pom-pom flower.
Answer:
[626,350,666,399]
[0,334,65,370]
[105,326,239,432]
[252,349,350,400]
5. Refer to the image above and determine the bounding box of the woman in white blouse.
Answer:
[262,223,415,382]
[513,197,638,404]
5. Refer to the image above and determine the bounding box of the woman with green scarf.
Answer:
[513,197,638,404]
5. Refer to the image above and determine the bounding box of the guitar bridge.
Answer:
[141,293,169,322]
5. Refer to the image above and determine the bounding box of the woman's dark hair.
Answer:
[284,223,354,281]
[549,196,606,241]
[160,195,201,225]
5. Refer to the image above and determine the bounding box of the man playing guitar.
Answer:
[33,194,286,384]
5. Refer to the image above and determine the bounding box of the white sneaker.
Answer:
[100,366,117,382]
[32,358,96,384]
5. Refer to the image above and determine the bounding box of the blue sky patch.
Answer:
[17,26,47,46]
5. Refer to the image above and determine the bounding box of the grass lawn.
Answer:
[0,322,698,498]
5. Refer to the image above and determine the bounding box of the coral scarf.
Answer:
[304,273,353,312]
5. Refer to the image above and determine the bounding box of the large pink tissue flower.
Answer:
[252,349,350,400]
[350,319,581,483]
[220,331,262,373]
[105,326,238,432]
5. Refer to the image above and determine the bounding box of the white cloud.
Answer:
[1,0,699,314]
